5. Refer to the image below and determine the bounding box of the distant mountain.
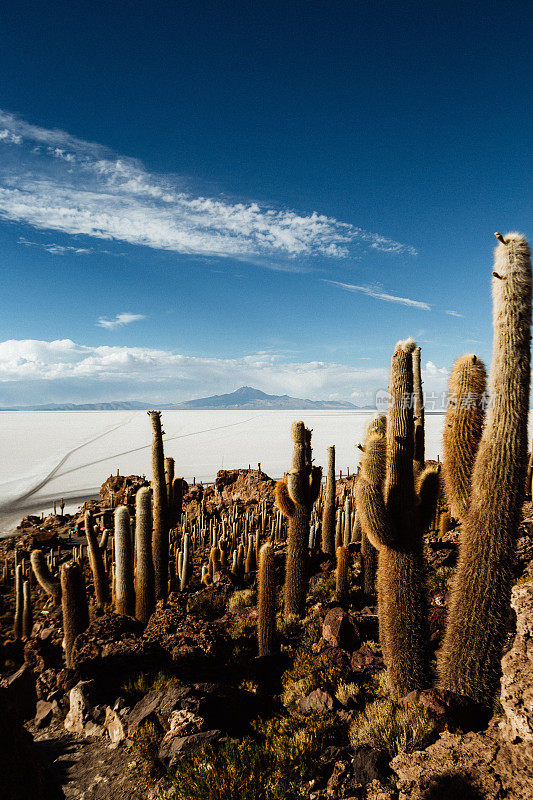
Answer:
[166,386,358,410]
[1,386,359,411]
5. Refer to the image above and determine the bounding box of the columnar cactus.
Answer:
[321,446,336,557]
[336,545,350,604]
[22,580,33,639]
[30,549,60,601]
[172,477,184,528]
[148,411,169,602]
[245,535,256,574]
[356,344,439,699]
[412,346,425,472]
[275,422,322,619]
[439,233,532,708]
[13,564,23,640]
[165,457,175,517]
[179,533,192,591]
[442,354,487,521]
[114,506,135,616]
[60,561,89,668]
[134,487,156,625]
[257,542,277,657]
[85,511,110,608]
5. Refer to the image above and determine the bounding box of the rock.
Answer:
[64,680,95,733]
[143,598,227,667]
[0,663,37,720]
[350,643,383,673]
[158,728,222,766]
[99,473,149,507]
[400,688,486,731]
[127,686,195,736]
[352,745,390,785]
[392,582,533,800]
[168,709,205,735]
[84,720,106,737]
[299,688,336,714]
[105,706,126,743]
[322,607,360,651]
[34,699,54,729]
[500,582,533,742]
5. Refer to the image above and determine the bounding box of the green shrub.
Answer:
[349,699,437,757]
[132,721,163,778]
[187,591,227,620]
[228,589,256,612]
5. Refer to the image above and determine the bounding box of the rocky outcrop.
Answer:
[99,474,149,508]
[392,582,533,800]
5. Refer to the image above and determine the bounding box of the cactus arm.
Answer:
[30,549,61,601]
[442,354,487,521]
[356,477,397,549]
[416,465,441,533]
[412,346,425,470]
[275,479,295,517]
[309,466,323,504]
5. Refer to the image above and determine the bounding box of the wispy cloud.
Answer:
[96,313,146,330]
[0,110,417,265]
[445,310,463,318]
[323,280,431,310]
[19,236,93,255]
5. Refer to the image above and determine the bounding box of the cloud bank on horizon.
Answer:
[0,337,450,407]
[0,110,417,266]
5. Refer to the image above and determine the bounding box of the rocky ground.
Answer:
[1,470,532,800]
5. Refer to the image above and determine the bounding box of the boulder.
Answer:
[34,699,54,729]
[322,607,360,651]
[350,643,383,673]
[158,729,222,766]
[500,582,533,742]
[104,706,126,743]
[299,688,336,714]
[64,680,96,734]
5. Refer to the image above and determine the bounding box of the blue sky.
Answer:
[0,0,531,405]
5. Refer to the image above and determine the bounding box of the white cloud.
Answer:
[445,310,463,318]
[324,280,431,310]
[97,313,146,330]
[0,110,417,264]
[18,236,93,255]
[0,338,451,407]
[0,129,22,145]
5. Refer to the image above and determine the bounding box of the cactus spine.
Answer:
[134,487,156,624]
[30,549,60,601]
[275,422,322,619]
[360,530,376,597]
[85,511,109,608]
[257,542,277,657]
[356,344,439,699]
[442,354,487,521]
[439,233,532,708]
[114,506,135,616]
[60,561,89,669]
[321,446,336,557]
[148,411,169,602]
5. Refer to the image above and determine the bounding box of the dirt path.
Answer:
[28,720,154,800]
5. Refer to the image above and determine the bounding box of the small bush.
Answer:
[426,566,454,596]
[132,721,163,778]
[349,699,437,757]
[169,738,284,800]
[123,671,181,697]
[187,591,226,620]
[228,589,256,612]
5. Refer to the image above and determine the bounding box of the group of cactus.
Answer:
[354,232,531,709]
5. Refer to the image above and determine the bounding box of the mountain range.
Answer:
[1,386,363,411]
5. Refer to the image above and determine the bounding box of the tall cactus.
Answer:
[257,542,277,657]
[114,506,135,616]
[30,549,60,602]
[148,411,169,601]
[442,354,487,521]
[165,457,175,517]
[321,446,336,557]
[172,477,184,528]
[412,345,425,472]
[85,511,109,608]
[275,422,322,619]
[135,487,156,625]
[13,564,23,640]
[360,530,376,597]
[336,545,350,604]
[356,344,439,699]
[439,233,532,708]
[22,580,33,639]
[60,561,89,669]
